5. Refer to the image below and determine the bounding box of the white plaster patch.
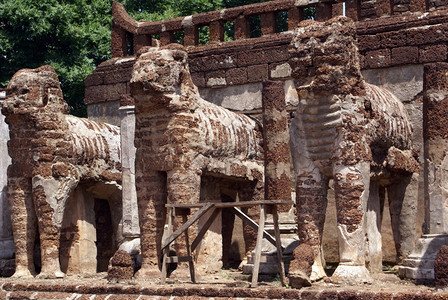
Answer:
[207,77,226,87]
[271,63,292,79]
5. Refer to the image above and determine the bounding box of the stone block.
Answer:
[247,64,268,83]
[419,44,447,63]
[226,67,248,85]
[391,46,419,65]
[270,63,292,79]
[379,30,407,48]
[206,70,226,87]
[191,72,206,88]
[365,49,391,69]
[358,34,381,52]
[237,46,290,67]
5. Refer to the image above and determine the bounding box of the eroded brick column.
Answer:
[316,2,333,21]
[133,34,152,55]
[262,80,291,211]
[210,20,224,43]
[261,12,276,35]
[345,0,360,21]
[160,32,174,46]
[111,22,127,58]
[423,63,448,235]
[235,15,250,40]
[288,7,303,30]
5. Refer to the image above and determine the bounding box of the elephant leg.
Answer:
[387,173,418,264]
[296,171,328,281]
[136,170,167,278]
[8,176,36,278]
[332,162,372,283]
[167,169,201,259]
[33,174,78,279]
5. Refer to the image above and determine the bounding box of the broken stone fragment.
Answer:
[288,243,314,288]
[435,245,448,287]
[107,250,133,283]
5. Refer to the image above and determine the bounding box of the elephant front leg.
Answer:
[166,169,201,259]
[32,184,65,279]
[7,177,36,278]
[135,170,167,278]
[296,173,328,281]
[332,162,372,284]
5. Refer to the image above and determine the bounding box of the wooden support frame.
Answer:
[160,200,292,287]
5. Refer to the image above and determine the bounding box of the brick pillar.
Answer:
[316,2,333,21]
[423,63,448,235]
[332,2,344,16]
[345,0,360,21]
[210,20,224,43]
[399,63,448,282]
[159,31,174,46]
[111,22,127,57]
[288,7,303,30]
[262,81,291,212]
[133,34,152,54]
[235,15,250,40]
[184,25,198,46]
[119,103,140,240]
[261,12,276,35]
[376,0,392,16]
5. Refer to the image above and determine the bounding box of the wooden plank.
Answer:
[251,204,266,288]
[161,203,214,250]
[161,207,174,284]
[215,200,293,208]
[165,200,293,209]
[166,203,206,209]
[231,207,283,249]
[273,205,286,287]
[165,256,193,263]
[183,214,196,283]
[191,208,221,252]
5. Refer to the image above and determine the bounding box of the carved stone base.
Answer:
[331,264,372,284]
[398,234,448,282]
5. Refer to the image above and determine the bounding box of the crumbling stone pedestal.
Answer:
[399,63,448,283]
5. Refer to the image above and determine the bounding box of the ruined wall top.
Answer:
[111,0,447,58]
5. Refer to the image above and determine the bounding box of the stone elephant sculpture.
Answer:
[3,66,121,278]
[130,44,264,277]
[289,17,420,283]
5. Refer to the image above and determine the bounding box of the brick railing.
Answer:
[111,0,445,58]
[111,0,338,57]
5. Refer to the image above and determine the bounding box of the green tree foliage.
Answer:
[0,0,313,116]
[0,0,112,116]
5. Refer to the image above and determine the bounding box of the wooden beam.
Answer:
[161,203,214,250]
[273,205,286,287]
[232,207,284,249]
[251,204,266,287]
